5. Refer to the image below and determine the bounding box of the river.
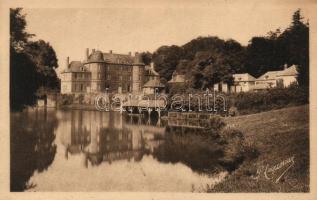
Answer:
[10,108,228,192]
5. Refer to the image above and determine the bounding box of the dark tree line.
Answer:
[10,8,60,111]
[143,9,309,91]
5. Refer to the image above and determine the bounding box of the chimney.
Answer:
[284,63,288,70]
[128,51,131,56]
[109,50,112,54]
[92,49,95,53]
[66,56,69,68]
[86,48,89,60]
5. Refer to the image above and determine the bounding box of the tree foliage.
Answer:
[26,40,60,91]
[148,9,308,91]
[10,8,60,111]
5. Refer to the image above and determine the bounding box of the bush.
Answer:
[57,94,74,106]
[219,128,245,171]
[228,106,239,116]
[230,85,308,115]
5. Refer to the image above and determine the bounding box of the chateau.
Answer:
[61,49,163,95]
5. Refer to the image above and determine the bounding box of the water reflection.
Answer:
[10,109,58,191]
[11,109,230,192]
[60,111,165,167]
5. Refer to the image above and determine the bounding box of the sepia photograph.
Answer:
[1,0,317,198]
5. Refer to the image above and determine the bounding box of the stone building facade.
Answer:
[61,49,162,95]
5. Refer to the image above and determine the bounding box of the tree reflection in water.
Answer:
[152,120,246,175]
[10,109,58,191]
[152,126,225,174]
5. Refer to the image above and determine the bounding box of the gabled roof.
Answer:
[278,65,298,76]
[168,71,186,83]
[257,65,298,81]
[257,70,283,81]
[233,73,256,82]
[63,61,90,73]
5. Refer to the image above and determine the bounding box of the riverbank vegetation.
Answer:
[10,8,60,111]
[153,117,258,175]
[209,105,309,192]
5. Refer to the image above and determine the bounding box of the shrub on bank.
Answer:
[57,94,74,106]
[230,85,308,115]
[219,127,259,172]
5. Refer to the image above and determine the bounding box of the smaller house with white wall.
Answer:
[230,73,256,93]
[254,64,298,91]
[213,73,256,93]
[213,64,298,93]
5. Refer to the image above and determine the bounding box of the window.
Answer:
[80,84,84,91]
[74,73,77,79]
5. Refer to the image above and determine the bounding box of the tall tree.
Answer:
[10,8,60,111]
[152,45,183,83]
[280,9,309,88]
[10,8,39,111]
[10,8,34,52]
[140,51,152,65]
[26,40,60,92]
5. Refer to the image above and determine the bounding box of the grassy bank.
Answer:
[210,105,309,192]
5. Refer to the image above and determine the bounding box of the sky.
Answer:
[22,0,312,74]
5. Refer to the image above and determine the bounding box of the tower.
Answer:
[132,52,145,94]
[84,50,106,93]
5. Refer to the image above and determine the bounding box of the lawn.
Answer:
[210,105,309,192]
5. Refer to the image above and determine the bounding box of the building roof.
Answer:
[103,53,135,65]
[145,63,160,76]
[84,50,144,65]
[257,70,283,81]
[143,79,165,88]
[63,61,90,73]
[257,65,298,81]
[168,72,186,83]
[88,50,104,62]
[233,73,256,82]
[278,65,298,76]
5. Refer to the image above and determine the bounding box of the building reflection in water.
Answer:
[60,111,165,168]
